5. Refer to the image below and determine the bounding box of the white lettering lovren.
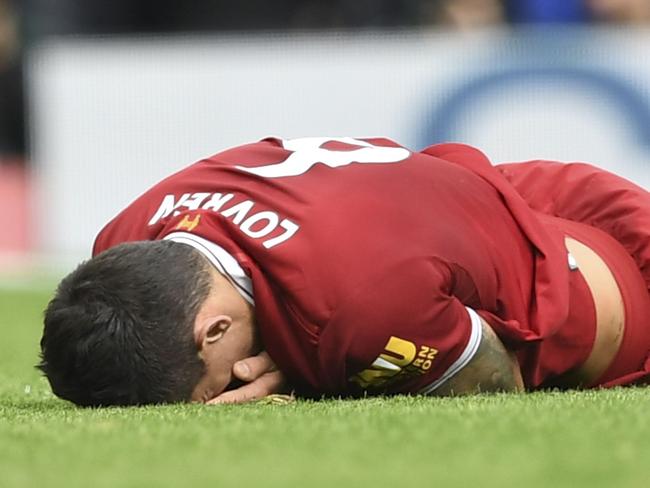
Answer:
[220,200,255,225]
[240,211,279,238]
[147,193,211,225]
[148,192,300,249]
[202,193,235,212]
[149,138,408,248]
[148,193,189,225]
[261,219,299,249]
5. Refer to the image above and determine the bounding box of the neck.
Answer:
[210,268,255,324]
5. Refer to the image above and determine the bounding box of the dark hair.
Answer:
[38,240,212,407]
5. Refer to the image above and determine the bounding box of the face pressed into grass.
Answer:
[38,240,261,407]
[190,266,260,403]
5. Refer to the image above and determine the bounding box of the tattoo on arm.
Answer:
[431,319,524,397]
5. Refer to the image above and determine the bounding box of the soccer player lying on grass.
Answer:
[38,137,650,406]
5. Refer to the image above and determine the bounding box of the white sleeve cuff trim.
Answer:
[164,231,255,305]
[418,306,483,395]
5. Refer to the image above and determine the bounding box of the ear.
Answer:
[198,315,232,351]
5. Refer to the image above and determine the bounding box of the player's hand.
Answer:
[207,351,289,404]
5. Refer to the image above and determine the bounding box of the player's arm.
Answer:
[430,317,524,396]
[214,314,525,402]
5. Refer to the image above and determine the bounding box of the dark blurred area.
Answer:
[1,0,650,162]
[0,0,22,160]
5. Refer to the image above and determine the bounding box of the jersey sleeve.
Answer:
[317,256,483,396]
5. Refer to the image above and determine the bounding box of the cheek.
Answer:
[189,374,211,403]
[190,354,231,403]
[203,355,234,398]
[242,322,261,356]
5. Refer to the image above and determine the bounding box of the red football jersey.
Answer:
[94,137,582,395]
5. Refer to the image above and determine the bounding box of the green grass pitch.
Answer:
[1,286,649,488]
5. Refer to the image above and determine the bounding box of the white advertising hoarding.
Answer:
[29,29,650,258]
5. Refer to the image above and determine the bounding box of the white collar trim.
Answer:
[163,231,255,305]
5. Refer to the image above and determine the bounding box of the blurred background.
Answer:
[1,0,650,278]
